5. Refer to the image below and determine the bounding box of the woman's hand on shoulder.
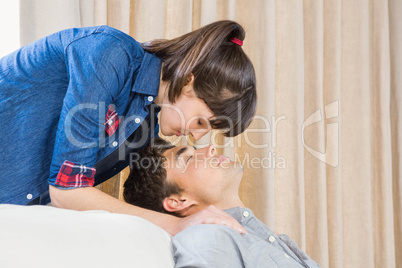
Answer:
[174,205,247,235]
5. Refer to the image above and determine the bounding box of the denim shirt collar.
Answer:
[132,51,162,96]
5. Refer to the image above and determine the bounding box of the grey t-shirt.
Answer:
[173,207,321,268]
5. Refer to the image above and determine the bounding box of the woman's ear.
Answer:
[182,74,196,97]
[186,73,194,84]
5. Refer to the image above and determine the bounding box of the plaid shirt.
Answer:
[56,161,96,188]
[104,105,120,136]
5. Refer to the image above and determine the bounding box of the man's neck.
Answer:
[213,194,245,211]
[179,196,244,218]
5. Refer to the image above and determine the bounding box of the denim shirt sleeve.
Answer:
[48,32,132,188]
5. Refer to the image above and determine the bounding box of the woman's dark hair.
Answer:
[142,20,257,137]
[123,138,182,216]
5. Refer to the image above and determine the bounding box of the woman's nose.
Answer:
[190,129,210,141]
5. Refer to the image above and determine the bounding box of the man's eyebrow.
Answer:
[176,147,189,159]
[175,146,196,159]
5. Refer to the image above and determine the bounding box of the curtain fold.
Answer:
[235,0,277,230]
[323,1,343,267]
[370,1,395,267]
[274,0,306,249]
[341,0,374,266]
[389,0,402,266]
[303,1,329,266]
[18,0,402,267]
[129,0,165,41]
[107,0,130,33]
[20,0,81,46]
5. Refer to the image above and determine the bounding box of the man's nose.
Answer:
[199,144,216,157]
[190,129,210,141]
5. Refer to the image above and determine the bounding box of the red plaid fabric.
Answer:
[104,105,120,136]
[56,161,96,188]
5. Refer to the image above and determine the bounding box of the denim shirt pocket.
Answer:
[104,104,120,136]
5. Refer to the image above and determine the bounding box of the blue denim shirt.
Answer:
[0,26,161,205]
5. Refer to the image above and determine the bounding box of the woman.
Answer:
[0,20,256,235]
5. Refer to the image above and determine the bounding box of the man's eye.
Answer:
[186,155,193,163]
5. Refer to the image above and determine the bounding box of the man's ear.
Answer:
[162,194,197,215]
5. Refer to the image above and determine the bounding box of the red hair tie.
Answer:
[230,37,243,46]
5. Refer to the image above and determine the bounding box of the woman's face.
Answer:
[158,81,214,141]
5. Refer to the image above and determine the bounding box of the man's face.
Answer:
[162,144,243,207]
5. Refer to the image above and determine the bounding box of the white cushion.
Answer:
[0,204,174,268]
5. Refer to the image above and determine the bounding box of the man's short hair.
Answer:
[123,138,183,216]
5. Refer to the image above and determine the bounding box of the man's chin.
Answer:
[221,160,243,173]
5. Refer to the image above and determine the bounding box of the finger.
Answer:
[205,216,247,234]
[189,206,248,234]
[228,221,248,234]
[208,206,248,234]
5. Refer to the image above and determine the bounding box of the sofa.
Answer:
[0,204,174,268]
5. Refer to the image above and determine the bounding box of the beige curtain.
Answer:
[19,0,402,267]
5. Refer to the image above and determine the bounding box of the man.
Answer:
[124,138,321,268]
